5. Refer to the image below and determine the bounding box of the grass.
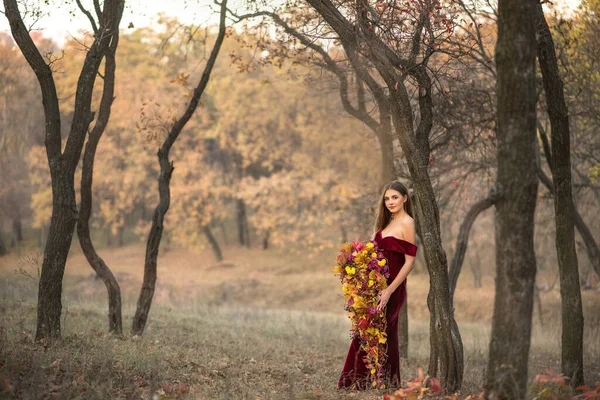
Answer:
[0,242,599,399]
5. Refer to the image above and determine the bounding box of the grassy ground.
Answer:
[0,243,599,399]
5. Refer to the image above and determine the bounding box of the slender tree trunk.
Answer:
[0,227,7,256]
[236,198,250,247]
[203,225,223,262]
[449,196,495,310]
[77,17,124,335]
[219,222,229,245]
[485,1,538,398]
[262,230,270,250]
[398,299,408,358]
[471,252,482,289]
[374,111,396,185]
[12,216,23,242]
[340,226,348,243]
[535,3,584,386]
[131,0,229,335]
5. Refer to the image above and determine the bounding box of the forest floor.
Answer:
[0,242,599,399]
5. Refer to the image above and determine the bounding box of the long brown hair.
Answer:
[374,181,413,232]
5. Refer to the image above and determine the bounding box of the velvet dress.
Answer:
[338,230,418,389]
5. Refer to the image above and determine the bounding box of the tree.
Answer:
[485,0,538,398]
[75,0,125,335]
[2,0,125,340]
[131,0,229,336]
[535,2,584,386]
[300,0,464,391]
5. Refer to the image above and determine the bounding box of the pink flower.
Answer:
[352,241,366,251]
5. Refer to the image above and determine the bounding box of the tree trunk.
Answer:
[0,228,7,256]
[36,176,79,340]
[77,17,124,335]
[535,3,584,386]
[12,216,23,242]
[131,0,229,335]
[485,1,538,398]
[398,299,408,358]
[219,222,229,245]
[262,230,270,250]
[388,68,464,393]
[449,196,495,311]
[236,198,250,247]
[471,253,482,289]
[203,225,223,262]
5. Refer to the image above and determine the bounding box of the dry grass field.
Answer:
[0,242,599,399]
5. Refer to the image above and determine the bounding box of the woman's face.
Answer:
[384,189,406,214]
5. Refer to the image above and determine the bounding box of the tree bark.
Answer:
[203,225,223,262]
[77,4,124,335]
[485,1,539,398]
[131,0,229,335]
[4,0,125,341]
[535,3,584,386]
[449,196,495,311]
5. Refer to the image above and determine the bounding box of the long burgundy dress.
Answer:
[338,230,418,389]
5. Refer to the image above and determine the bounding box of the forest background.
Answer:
[0,0,599,398]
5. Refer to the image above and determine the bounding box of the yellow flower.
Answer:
[371,368,376,375]
[366,242,374,250]
[332,266,342,274]
[345,266,356,275]
[362,250,368,256]
[371,252,377,258]
[379,336,387,344]
[378,259,387,266]
[372,381,377,388]
[368,279,375,287]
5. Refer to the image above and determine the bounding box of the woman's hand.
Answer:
[377,288,392,312]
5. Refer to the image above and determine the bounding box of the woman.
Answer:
[338,181,418,389]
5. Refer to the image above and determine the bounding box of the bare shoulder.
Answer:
[399,215,416,242]
[401,214,415,227]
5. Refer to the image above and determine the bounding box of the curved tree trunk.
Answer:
[132,0,229,335]
[485,1,538,398]
[77,9,124,335]
[203,225,223,262]
[449,196,495,311]
[535,2,584,387]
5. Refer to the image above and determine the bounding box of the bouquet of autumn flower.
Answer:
[333,240,390,389]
